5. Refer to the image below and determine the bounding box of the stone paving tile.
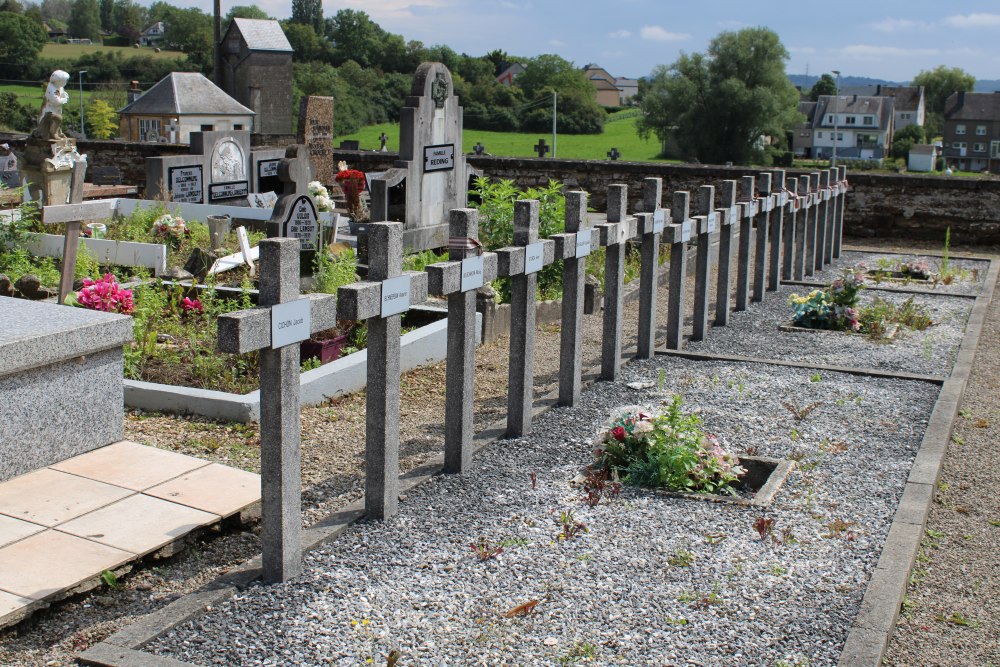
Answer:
[0,514,45,549]
[0,590,33,619]
[50,441,210,492]
[144,464,261,517]
[57,494,219,557]
[0,530,133,600]
[0,469,133,527]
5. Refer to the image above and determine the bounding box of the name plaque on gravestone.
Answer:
[823,188,831,201]
[706,211,718,234]
[423,144,455,172]
[282,196,319,251]
[259,159,279,179]
[381,275,411,317]
[271,298,311,349]
[729,206,739,226]
[210,181,250,201]
[461,256,485,292]
[653,209,666,234]
[524,242,544,274]
[575,230,592,257]
[681,220,692,242]
[168,165,203,203]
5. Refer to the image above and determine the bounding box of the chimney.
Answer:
[852,94,858,104]
[213,0,221,84]
[126,81,141,103]
[876,84,881,96]
[958,91,965,107]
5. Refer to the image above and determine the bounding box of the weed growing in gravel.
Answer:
[753,516,776,541]
[769,564,788,576]
[100,570,121,590]
[824,519,858,540]
[704,532,727,545]
[668,549,695,567]
[775,658,809,667]
[784,400,823,422]
[580,466,622,507]
[959,408,972,419]
[558,642,597,663]
[810,372,822,382]
[951,434,965,446]
[504,599,540,617]
[470,538,504,561]
[554,509,588,541]
[936,611,980,628]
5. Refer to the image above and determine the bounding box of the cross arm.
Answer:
[217,292,338,354]
[426,252,498,296]
[337,271,429,321]
[663,220,692,244]
[550,229,598,259]
[495,240,555,277]
[42,199,116,225]
[594,216,637,246]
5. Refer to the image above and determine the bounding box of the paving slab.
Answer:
[51,441,210,491]
[0,469,133,527]
[0,514,45,548]
[0,590,34,618]
[57,494,219,557]
[144,464,261,517]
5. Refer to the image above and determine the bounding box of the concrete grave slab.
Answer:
[144,464,260,518]
[0,469,133,527]
[0,514,45,549]
[51,441,210,492]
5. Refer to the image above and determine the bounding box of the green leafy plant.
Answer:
[555,509,588,541]
[668,548,695,566]
[788,268,864,331]
[313,246,358,295]
[100,569,121,590]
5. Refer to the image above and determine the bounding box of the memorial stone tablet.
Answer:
[460,255,484,292]
[423,144,455,172]
[168,165,203,203]
[282,195,319,251]
[524,241,545,274]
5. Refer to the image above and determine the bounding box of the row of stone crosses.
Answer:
[220,164,849,583]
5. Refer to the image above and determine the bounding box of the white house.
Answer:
[117,73,255,144]
[907,144,937,172]
[811,94,895,161]
[140,21,165,46]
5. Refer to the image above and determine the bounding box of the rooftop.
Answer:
[118,73,254,116]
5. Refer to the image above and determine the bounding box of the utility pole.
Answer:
[831,70,841,167]
[552,91,557,159]
[78,70,87,138]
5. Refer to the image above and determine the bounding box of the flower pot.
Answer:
[300,332,350,365]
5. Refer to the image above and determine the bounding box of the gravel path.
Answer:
[809,250,989,297]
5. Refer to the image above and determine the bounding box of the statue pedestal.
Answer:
[17,138,84,205]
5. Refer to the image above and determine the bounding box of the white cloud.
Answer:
[840,44,939,59]
[944,13,1000,28]
[788,46,816,55]
[866,18,932,32]
[608,29,631,38]
[640,25,691,42]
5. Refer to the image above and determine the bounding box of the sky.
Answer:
[202,0,1000,82]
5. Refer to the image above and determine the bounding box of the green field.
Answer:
[335,113,676,162]
[41,43,186,61]
[0,83,96,107]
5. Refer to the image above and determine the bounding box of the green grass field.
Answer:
[0,83,96,108]
[335,113,675,162]
[41,43,186,61]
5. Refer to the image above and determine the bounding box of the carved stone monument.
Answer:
[298,96,334,187]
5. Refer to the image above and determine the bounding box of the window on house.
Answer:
[901,113,911,120]
[956,124,966,135]
[974,143,986,152]
[953,142,967,150]
[201,124,214,131]
[976,125,987,135]
[838,133,844,140]
[817,131,823,139]
[138,118,161,140]
[864,116,874,125]
[992,141,1000,158]
[827,115,834,124]
[234,124,243,130]
[846,116,856,125]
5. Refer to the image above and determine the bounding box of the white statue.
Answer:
[32,70,71,141]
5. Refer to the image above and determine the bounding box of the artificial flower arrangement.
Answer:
[308,181,335,212]
[150,214,189,249]
[69,273,134,314]
[788,268,865,331]
[335,161,368,222]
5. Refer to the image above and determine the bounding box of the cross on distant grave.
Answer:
[793,175,811,280]
[636,177,665,359]
[767,170,785,292]
[217,239,339,583]
[607,147,621,161]
[379,132,388,151]
[496,200,555,436]
[533,139,550,158]
[805,172,821,277]
[815,169,831,272]
[665,191,693,350]
[473,142,486,156]
[781,175,799,282]
[337,222,429,518]
[426,210,498,473]
[833,165,848,258]
[734,175,755,312]
[691,184,717,342]
[823,167,837,265]
[551,190,595,406]
[266,146,319,276]
[752,172,773,303]
[715,180,739,327]
[594,184,636,379]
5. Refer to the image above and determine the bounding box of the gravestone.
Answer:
[823,167,837,265]
[265,146,319,276]
[594,184,636,380]
[607,147,621,161]
[665,191,692,350]
[146,130,258,204]
[781,174,797,282]
[552,191,595,406]
[298,96,335,187]
[217,239,339,582]
[337,222,429,518]
[735,176,755,312]
[533,139,550,158]
[833,165,847,258]
[767,170,785,292]
[636,177,665,359]
[794,175,811,280]
[496,200,554,436]
[473,142,486,156]
[252,149,286,196]
[0,144,18,189]
[426,210,498,473]
[379,132,388,152]
[752,172,772,303]
[715,180,739,327]
[805,172,821,277]
[815,170,831,271]
[691,184,716,342]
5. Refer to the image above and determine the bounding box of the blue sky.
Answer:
[212,0,1000,82]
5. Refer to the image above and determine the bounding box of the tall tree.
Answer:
[162,6,212,72]
[290,0,321,34]
[98,0,111,30]
[0,11,47,77]
[112,0,144,43]
[324,9,384,67]
[809,73,837,101]
[68,0,100,39]
[638,27,801,165]
[912,65,975,114]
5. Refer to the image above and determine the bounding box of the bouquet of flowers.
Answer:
[335,161,368,221]
[308,181,334,212]
[73,273,134,314]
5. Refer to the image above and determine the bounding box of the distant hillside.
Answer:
[975,80,1000,93]
[788,74,898,91]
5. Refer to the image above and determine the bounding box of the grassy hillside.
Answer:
[41,43,185,61]
[335,113,675,163]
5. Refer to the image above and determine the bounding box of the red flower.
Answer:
[181,297,203,313]
[611,426,627,442]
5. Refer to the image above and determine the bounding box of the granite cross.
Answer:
[691,184,717,342]
[752,172,773,303]
[337,222,429,519]
[217,238,339,583]
[780,173,797,282]
[473,142,486,156]
[665,191,693,350]
[551,191,596,406]
[533,139,550,158]
[767,170,786,292]
[607,147,621,161]
[426,209,498,473]
[715,179,739,327]
[379,132,388,151]
[793,175,811,281]
[496,200,555,437]
[832,165,848,258]
[594,184,637,379]
[636,177,665,359]
[823,167,837,265]
[815,169,831,272]
[734,175,755,312]
[805,172,821,277]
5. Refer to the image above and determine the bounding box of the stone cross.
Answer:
[266,146,319,272]
[217,238,339,583]
[39,158,94,304]
[691,184,716,342]
[636,177,665,359]
[473,142,486,156]
[607,147,621,161]
[379,132,388,151]
[794,175,811,280]
[815,169,831,272]
[552,191,595,406]
[595,184,636,380]
[715,180,739,327]
[496,200,555,436]
[752,172,772,303]
[780,173,797,282]
[665,191,692,350]
[767,170,786,292]
[533,139,550,158]
[805,172,821,277]
[735,176,755,312]
[337,222,429,519]
[833,165,847,258]
[426,210,498,473]
[823,167,837,265]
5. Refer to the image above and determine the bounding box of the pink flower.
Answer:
[181,297,203,313]
[76,273,133,314]
[611,426,627,442]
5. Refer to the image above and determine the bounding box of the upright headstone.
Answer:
[337,222,429,519]
[794,175,810,280]
[595,184,636,380]
[665,192,692,350]
[767,170,785,292]
[691,185,716,342]
[636,177,665,359]
[833,165,848,258]
[752,172,772,303]
[781,175,797,282]
[496,201,554,437]
[823,168,837,265]
[218,239,339,582]
[552,192,594,406]
[805,172,821,277]
[735,176,755,312]
[145,130,254,204]
[298,96,335,187]
[715,180,739,327]
[815,170,831,272]
[426,210,498,473]
[265,146,318,275]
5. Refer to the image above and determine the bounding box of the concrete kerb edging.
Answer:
[837,255,999,667]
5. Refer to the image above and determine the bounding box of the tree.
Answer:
[282,21,327,62]
[0,91,36,132]
[224,4,271,31]
[324,9,384,67]
[516,54,592,100]
[85,98,116,138]
[0,11,47,77]
[98,0,111,30]
[68,0,100,40]
[0,0,24,13]
[890,124,926,160]
[912,65,975,114]
[809,73,837,101]
[162,6,212,72]
[112,0,144,43]
[638,27,802,165]
[290,0,321,34]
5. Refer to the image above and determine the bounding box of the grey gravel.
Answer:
[809,250,988,297]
